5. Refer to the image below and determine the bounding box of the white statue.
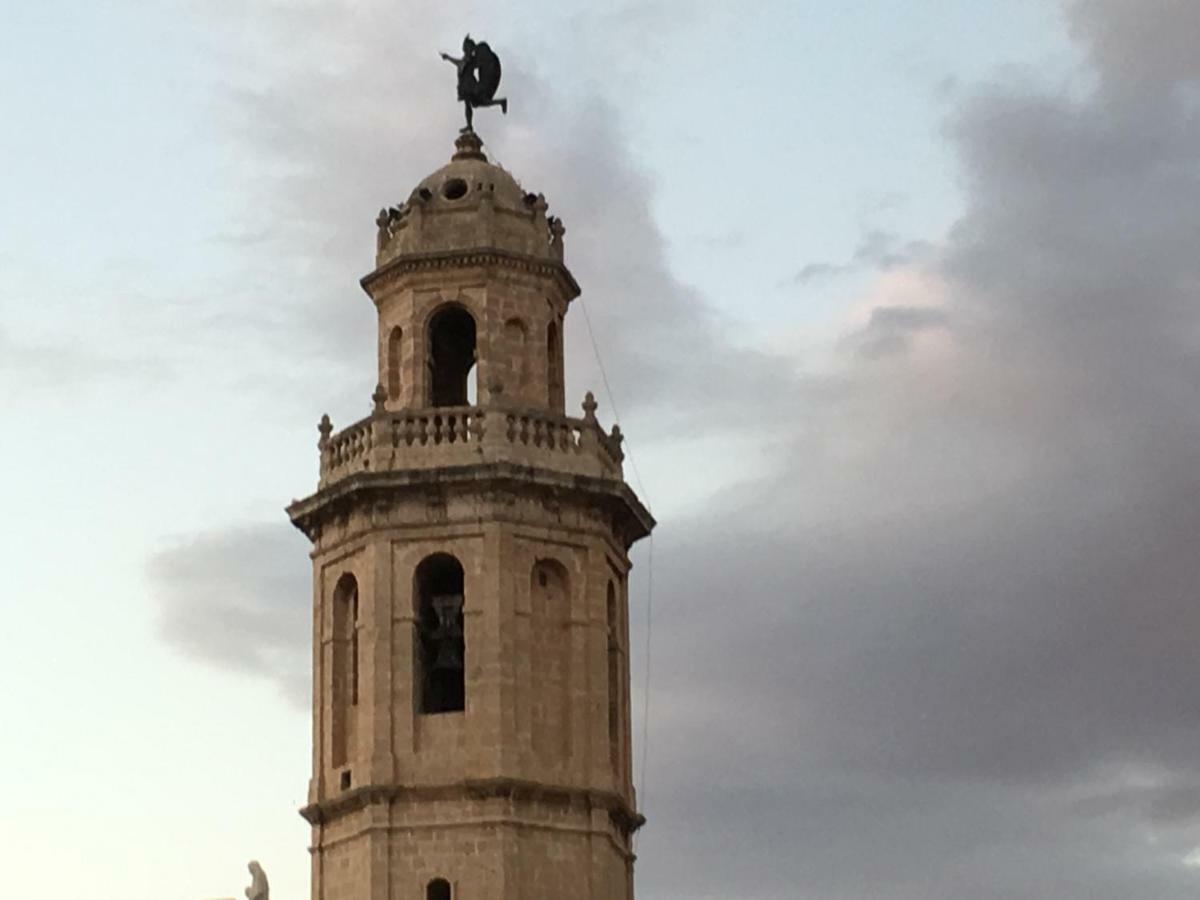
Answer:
[245,861,269,900]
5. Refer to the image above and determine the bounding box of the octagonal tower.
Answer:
[288,131,654,900]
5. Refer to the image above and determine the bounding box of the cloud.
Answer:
[152,0,1200,897]
[846,303,951,359]
[1068,0,1200,89]
[149,524,311,707]
[187,0,795,438]
[788,228,934,285]
[0,325,172,395]
[626,0,1200,892]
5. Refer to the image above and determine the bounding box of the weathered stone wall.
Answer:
[311,796,632,900]
[370,261,570,413]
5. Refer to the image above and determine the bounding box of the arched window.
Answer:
[531,559,571,760]
[331,573,359,769]
[426,878,452,900]
[387,326,403,399]
[607,581,621,772]
[546,320,563,408]
[428,306,476,407]
[415,554,465,714]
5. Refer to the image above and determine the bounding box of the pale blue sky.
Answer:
[14,3,1195,899]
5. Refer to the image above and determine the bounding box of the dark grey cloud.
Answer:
[1068,0,1200,89]
[628,1,1200,893]
[149,524,312,707]
[789,228,934,285]
[846,304,950,358]
[151,1,1200,897]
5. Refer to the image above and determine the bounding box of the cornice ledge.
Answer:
[361,246,580,299]
[286,462,655,542]
[299,776,644,834]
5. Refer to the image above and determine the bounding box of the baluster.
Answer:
[455,413,467,442]
[418,416,430,446]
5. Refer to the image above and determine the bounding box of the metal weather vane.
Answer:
[440,34,508,133]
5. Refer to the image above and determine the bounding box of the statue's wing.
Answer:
[474,42,502,95]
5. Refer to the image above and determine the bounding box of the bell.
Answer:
[432,594,463,632]
[433,642,464,671]
[430,593,464,672]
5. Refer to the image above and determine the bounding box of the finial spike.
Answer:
[453,131,487,161]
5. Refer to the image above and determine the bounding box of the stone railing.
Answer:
[317,394,624,488]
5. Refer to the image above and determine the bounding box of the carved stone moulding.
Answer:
[288,462,654,551]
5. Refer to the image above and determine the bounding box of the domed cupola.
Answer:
[373,132,566,265]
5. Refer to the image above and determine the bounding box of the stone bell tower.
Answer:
[287,131,654,900]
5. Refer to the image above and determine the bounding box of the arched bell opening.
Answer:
[414,553,466,714]
[427,305,477,407]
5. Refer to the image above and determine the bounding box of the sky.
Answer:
[3,0,1200,897]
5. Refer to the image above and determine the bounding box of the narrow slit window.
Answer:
[331,573,359,768]
[607,581,620,771]
[350,591,359,706]
[546,320,562,408]
[387,326,403,399]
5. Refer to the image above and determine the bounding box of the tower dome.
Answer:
[374,132,565,264]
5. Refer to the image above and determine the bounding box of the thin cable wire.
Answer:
[577,294,651,505]
[577,292,656,842]
[481,139,505,171]
[482,135,659,833]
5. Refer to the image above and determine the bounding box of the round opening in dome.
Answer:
[442,178,469,201]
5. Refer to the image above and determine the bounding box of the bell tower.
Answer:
[288,130,654,900]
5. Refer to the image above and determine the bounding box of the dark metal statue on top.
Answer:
[441,35,508,133]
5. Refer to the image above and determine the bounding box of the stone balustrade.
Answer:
[317,398,624,489]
